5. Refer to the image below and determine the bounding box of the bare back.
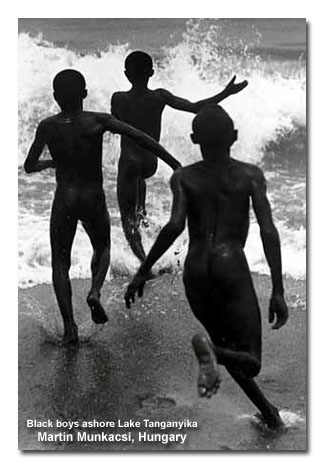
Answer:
[111,89,165,140]
[181,159,257,251]
[40,111,107,188]
[111,89,166,175]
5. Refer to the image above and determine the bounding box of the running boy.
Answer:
[24,69,180,346]
[111,51,248,263]
[125,105,289,430]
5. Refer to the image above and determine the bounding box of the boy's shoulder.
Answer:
[36,113,61,132]
[170,161,205,183]
[175,159,265,183]
[112,88,166,98]
[38,111,104,129]
[111,90,127,98]
[182,161,205,172]
[154,88,174,101]
[230,158,265,180]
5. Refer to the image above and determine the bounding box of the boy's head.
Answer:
[53,69,87,107]
[124,51,154,83]
[191,105,237,150]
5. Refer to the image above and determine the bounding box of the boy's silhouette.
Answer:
[111,50,248,263]
[24,69,180,345]
[125,105,289,430]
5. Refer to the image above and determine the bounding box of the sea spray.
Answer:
[18,20,306,287]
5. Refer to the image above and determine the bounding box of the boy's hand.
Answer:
[269,294,288,329]
[224,75,248,96]
[124,271,147,308]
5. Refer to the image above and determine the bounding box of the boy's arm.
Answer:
[100,113,181,170]
[110,92,121,118]
[251,168,288,329]
[161,75,248,113]
[24,122,55,173]
[125,170,187,308]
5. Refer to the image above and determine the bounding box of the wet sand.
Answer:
[18,273,306,451]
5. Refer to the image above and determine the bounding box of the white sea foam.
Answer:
[238,410,305,427]
[18,28,306,288]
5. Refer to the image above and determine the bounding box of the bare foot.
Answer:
[137,208,150,229]
[254,410,286,432]
[61,324,79,346]
[157,266,173,276]
[146,270,156,281]
[87,295,108,324]
[192,333,221,398]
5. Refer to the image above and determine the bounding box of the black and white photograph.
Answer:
[17,17,306,451]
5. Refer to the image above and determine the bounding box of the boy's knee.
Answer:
[230,359,261,379]
[52,267,70,284]
[94,237,110,252]
[244,357,261,378]
[51,254,71,274]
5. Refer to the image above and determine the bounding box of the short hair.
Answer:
[192,105,235,146]
[53,69,86,99]
[125,51,153,76]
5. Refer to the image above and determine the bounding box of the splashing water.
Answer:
[18,20,306,288]
[238,409,305,428]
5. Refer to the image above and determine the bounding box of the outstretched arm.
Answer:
[251,168,288,329]
[24,122,55,173]
[100,113,181,170]
[161,75,248,114]
[125,170,187,308]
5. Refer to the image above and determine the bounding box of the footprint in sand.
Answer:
[138,395,177,411]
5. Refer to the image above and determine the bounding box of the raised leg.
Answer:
[192,333,221,397]
[212,345,261,378]
[50,196,78,345]
[184,275,284,430]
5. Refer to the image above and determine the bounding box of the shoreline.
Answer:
[18,270,306,292]
[18,272,306,451]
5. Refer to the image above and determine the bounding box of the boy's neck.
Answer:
[200,144,231,164]
[130,79,149,93]
[60,101,83,115]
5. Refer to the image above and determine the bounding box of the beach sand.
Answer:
[18,273,306,451]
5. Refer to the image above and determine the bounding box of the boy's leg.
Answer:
[212,299,283,429]
[191,333,221,397]
[226,369,284,430]
[185,277,284,430]
[82,192,111,324]
[117,161,146,262]
[50,196,78,345]
[137,178,147,217]
[136,178,149,228]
